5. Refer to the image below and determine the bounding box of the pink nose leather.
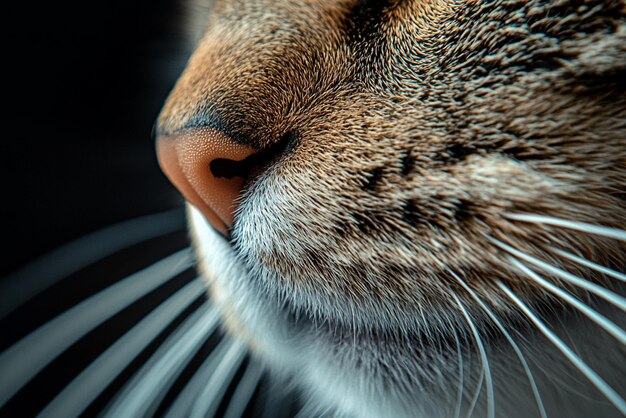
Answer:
[157,128,256,236]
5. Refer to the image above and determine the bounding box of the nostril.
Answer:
[210,130,298,182]
[156,127,257,236]
[250,130,297,173]
[210,158,250,180]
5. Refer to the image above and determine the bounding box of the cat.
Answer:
[155,0,626,417]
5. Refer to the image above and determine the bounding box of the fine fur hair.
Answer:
[157,0,626,417]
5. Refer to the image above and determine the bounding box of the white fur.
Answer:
[189,205,626,418]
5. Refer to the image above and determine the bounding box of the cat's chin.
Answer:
[187,204,458,417]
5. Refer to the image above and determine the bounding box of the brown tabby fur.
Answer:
[158,0,625,416]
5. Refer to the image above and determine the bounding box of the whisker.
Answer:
[37,279,206,418]
[0,249,193,409]
[0,207,186,318]
[449,270,548,418]
[452,293,495,418]
[490,238,626,312]
[103,303,221,418]
[453,331,464,418]
[509,257,626,345]
[188,340,247,418]
[163,336,236,418]
[464,348,483,418]
[504,213,626,242]
[222,360,264,418]
[496,281,626,415]
[550,247,626,283]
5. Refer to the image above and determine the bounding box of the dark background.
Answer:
[0,2,217,416]
[4,0,198,277]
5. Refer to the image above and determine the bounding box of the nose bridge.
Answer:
[157,128,256,236]
[157,10,345,146]
[155,35,232,139]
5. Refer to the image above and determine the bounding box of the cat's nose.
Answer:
[156,128,256,236]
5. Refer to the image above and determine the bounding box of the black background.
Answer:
[1,2,208,415]
[4,0,198,277]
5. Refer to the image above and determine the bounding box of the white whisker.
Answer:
[38,279,206,418]
[453,331,464,418]
[0,208,186,318]
[164,336,236,418]
[189,340,247,418]
[452,293,495,418]
[496,281,626,415]
[550,247,626,282]
[0,249,193,409]
[464,348,483,418]
[449,270,548,418]
[505,213,626,242]
[222,360,264,418]
[103,303,221,418]
[490,238,626,312]
[509,257,626,345]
